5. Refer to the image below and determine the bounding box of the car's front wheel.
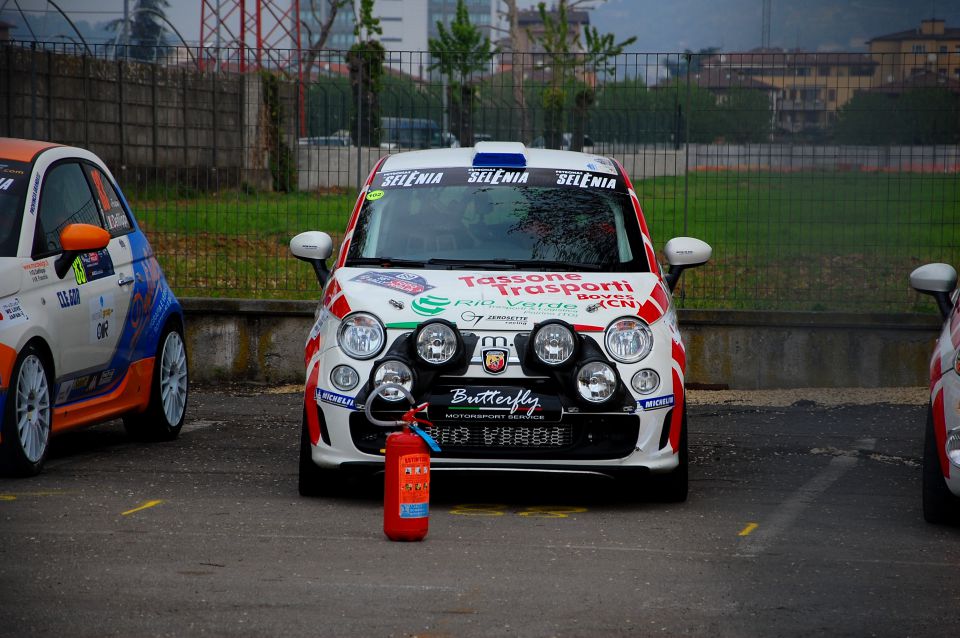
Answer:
[0,344,52,477]
[124,323,188,441]
[922,404,958,524]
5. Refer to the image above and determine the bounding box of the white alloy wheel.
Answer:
[16,354,51,463]
[159,330,188,426]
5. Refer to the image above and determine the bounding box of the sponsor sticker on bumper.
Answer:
[316,388,357,410]
[638,394,675,411]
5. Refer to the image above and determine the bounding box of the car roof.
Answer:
[378,141,615,173]
[0,137,63,163]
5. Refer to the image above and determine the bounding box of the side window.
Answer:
[34,162,102,256]
[85,165,131,237]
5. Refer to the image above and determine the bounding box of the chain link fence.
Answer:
[2,42,958,311]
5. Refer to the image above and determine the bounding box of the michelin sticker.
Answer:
[316,388,357,410]
[638,394,675,411]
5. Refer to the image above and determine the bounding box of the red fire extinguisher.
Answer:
[367,384,441,542]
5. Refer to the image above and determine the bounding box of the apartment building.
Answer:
[701,51,876,134]
[868,18,960,85]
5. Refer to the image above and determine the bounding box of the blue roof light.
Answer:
[472,141,527,168]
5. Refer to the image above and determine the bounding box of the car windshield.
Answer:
[346,166,648,272]
[0,161,30,257]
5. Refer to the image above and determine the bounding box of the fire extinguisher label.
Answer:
[398,453,430,518]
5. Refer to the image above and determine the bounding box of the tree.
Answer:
[108,0,171,62]
[346,0,384,146]
[493,0,532,141]
[428,0,497,146]
[834,89,959,145]
[527,0,634,149]
[302,0,351,79]
[571,23,635,150]
[664,48,720,79]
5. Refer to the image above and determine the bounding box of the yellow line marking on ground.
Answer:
[738,522,759,537]
[121,500,164,516]
[0,490,72,501]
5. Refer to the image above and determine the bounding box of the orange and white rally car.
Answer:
[0,139,188,476]
[291,142,710,500]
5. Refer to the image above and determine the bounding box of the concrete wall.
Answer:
[182,299,941,389]
[0,46,290,190]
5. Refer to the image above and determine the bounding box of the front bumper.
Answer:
[309,399,680,475]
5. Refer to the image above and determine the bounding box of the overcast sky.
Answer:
[4,0,959,52]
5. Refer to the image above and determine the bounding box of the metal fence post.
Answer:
[356,54,363,192]
[82,53,89,148]
[212,68,219,169]
[4,44,12,137]
[118,59,126,167]
[683,52,692,238]
[30,42,36,139]
[152,64,158,167]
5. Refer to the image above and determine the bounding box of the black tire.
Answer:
[922,404,958,524]
[0,344,53,477]
[124,322,188,441]
[653,408,689,503]
[299,409,342,497]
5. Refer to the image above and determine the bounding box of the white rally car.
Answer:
[291,142,710,500]
[911,263,960,523]
[0,139,188,477]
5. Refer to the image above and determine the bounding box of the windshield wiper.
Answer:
[344,257,428,268]
[486,259,604,271]
[424,258,518,270]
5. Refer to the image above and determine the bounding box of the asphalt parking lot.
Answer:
[2,386,959,638]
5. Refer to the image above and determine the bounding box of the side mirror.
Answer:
[291,231,334,286]
[54,223,111,279]
[662,236,712,291]
[911,263,957,319]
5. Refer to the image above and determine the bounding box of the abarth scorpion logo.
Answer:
[482,347,508,374]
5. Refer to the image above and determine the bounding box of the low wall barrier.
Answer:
[182,298,940,390]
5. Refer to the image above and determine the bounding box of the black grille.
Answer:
[349,412,640,460]
[422,424,573,448]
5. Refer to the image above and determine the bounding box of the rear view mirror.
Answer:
[55,223,111,279]
[291,231,334,286]
[663,237,712,291]
[911,263,957,319]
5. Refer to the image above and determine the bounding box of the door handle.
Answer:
[118,275,135,287]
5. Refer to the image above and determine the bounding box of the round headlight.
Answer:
[605,317,653,363]
[373,360,414,401]
[947,430,960,468]
[631,369,660,395]
[416,322,458,365]
[330,365,360,391]
[533,323,576,366]
[576,362,618,403]
[337,313,385,360]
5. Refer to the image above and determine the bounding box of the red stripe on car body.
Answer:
[933,388,950,479]
[672,339,687,374]
[670,369,685,453]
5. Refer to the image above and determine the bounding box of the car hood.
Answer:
[327,268,671,331]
